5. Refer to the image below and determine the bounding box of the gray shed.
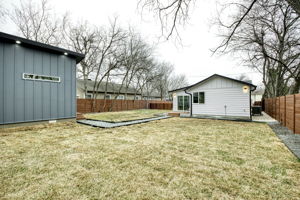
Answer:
[0,32,84,125]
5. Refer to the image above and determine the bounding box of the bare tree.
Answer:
[219,0,300,97]
[153,62,174,100]
[0,0,6,23]
[64,21,100,98]
[118,30,154,99]
[139,0,195,40]
[168,73,189,91]
[139,0,300,44]
[90,18,127,111]
[9,0,68,45]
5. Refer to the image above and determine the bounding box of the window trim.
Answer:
[22,73,61,83]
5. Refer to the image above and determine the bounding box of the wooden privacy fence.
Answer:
[149,102,173,110]
[77,99,172,113]
[264,93,300,134]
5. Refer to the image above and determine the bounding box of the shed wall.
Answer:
[0,41,76,124]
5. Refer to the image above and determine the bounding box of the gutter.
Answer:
[184,88,193,117]
[250,86,257,121]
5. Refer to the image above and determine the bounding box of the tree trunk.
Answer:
[286,0,300,16]
[292,77,300,94]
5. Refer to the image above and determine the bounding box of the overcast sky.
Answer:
[1,0,262,85]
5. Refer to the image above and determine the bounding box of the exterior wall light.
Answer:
[64,52,68,56]
[243,85,249,93]
[16,40,21,44]
[173,93,177,98]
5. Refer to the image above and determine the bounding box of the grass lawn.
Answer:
[84,109,169,122]
[1,118,300,199]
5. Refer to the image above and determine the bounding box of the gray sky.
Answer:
[1,0,262,85]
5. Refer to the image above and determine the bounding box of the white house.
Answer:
[169,74,257,120]
[251,88,264,103]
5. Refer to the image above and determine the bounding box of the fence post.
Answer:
[274,97,276,118]
[284,96,286,126]
[293,94,296,134]
[278,97,280,122]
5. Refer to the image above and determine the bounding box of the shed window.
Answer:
[23,73,60,83]
[193,92,199,103]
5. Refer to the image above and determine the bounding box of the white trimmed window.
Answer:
[105,94,111,99]
[193,92,205,104]
[135,96,139,100]
[193,92,199,103]
[117,95,125,100]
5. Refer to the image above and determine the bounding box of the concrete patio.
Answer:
[252,112,278,123]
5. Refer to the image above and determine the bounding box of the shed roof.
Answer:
[169,74,257,92]
[0,32,85,63]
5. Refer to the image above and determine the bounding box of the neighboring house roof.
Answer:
[169,74,257,92]
[142,92,161,98]
[0,32,85,63]
[77,79,141,95]
[252,88,264,95]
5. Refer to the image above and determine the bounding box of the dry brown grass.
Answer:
[84,109,169,122]
[1,118,300,199]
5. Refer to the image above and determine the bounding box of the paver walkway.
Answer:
[77,116,170,128]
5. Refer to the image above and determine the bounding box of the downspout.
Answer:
[184,88,193,117]
[250,86,257,121]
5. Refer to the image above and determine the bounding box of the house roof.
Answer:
[77,79,141,95]
[169,74,257,92]
[142,92,161,98]
[0,32,85,63]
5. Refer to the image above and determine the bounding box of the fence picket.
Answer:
[264,94,299,134]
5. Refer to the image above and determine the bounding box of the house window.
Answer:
[117,95,124,100]
[178,95,190,111]
[105,94,111,99]
[193,92,205,104]
[23,73,60,83]
[85,94,92,99]
[199,92,205,103]
[135,96,139,100]
[193,92,199,103]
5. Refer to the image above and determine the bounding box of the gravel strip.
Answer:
[268,122,300,159]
